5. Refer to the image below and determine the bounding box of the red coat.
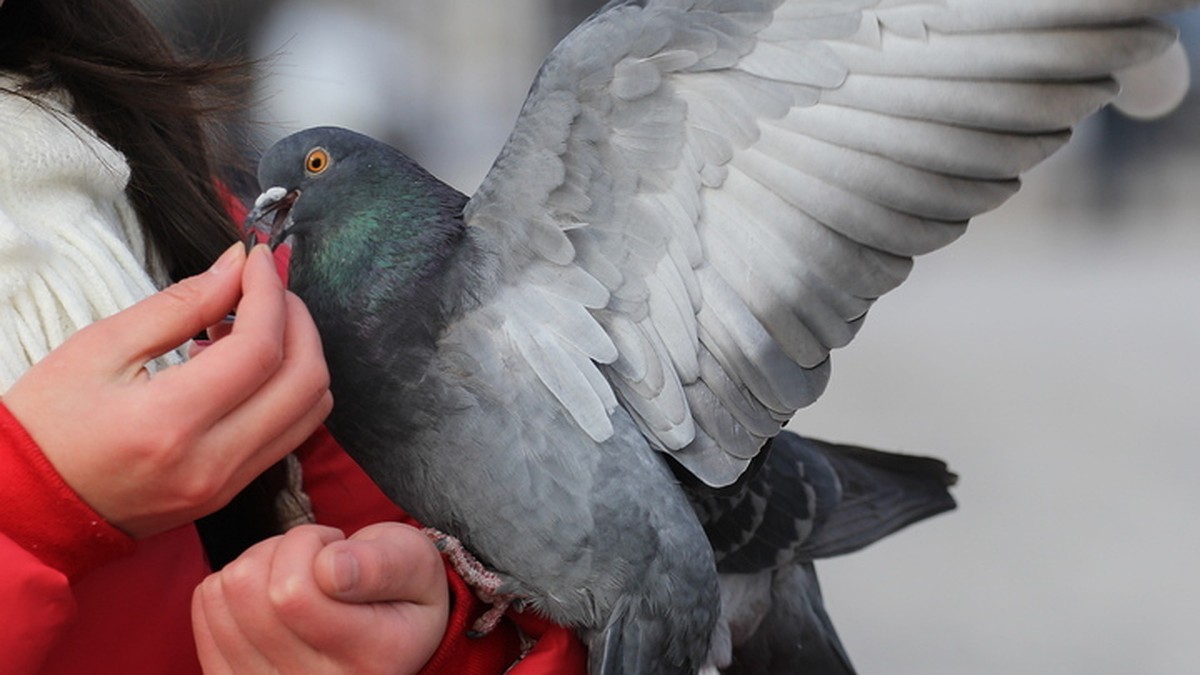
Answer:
[0,404,586,674]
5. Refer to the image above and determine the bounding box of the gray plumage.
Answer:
[245,1,1195,672]
[692,432,956,673]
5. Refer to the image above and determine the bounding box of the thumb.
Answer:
[316,522,447,607]
[84,243,246,377]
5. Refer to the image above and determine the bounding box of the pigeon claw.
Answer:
[422,527,521,637]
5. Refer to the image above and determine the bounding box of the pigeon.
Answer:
[245,1,1196,672]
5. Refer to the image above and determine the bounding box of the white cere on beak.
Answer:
[255,186,289,209]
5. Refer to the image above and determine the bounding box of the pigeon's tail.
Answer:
[794,434,958,560]
[699,432,955,673]
[721,563,856,675]
[590,592,712,675]
[692,431,956,574]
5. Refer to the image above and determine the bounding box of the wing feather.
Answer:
[695,266,817,413]
[730,154,970,255]
[755,127,1022,220]
[645,255,702,380]
[461,0,1192,486]
[829,24,1180,80]
[770,106,1072,179]
[704,190,866,350]
[612,319,695,449]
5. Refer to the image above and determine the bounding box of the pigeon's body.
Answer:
[248,1,1196,672]
[275,133,720,667]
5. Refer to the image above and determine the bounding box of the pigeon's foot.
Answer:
[423,527,520,637]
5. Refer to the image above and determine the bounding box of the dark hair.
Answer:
[0,0,249,280]
[0,0,285,566]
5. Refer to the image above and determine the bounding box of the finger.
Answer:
[216,529,339,665]
[151,245,290,426]
[193,574,273,675]
[261,525,351,646]
[267,525,346,612]
[187,317,234,358]
[210,389,333,513]
[316,523,447,607]
[191,581,233,675]
[211,291,329,433]
[198,292,332,495]
[83,243,246,377]
[277,525,447,674]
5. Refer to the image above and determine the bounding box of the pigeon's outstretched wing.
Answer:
[463,0,1191,487]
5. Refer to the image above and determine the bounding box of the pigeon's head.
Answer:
[244,126,392,250]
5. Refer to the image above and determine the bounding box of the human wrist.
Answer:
[0,401,134,580]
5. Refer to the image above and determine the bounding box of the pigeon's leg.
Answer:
[423,527,519,637]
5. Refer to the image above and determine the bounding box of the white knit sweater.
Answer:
[0,75,181,390]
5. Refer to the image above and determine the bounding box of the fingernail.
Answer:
[331,549,360,595]
[250,244,275,265]
[209,242,244,274]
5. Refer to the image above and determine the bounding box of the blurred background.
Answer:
[142,2,1200,673]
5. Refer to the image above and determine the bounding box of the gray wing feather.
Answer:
[462,0,1191,486]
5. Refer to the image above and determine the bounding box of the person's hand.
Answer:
[192,522,450,675]
[2,244,332,538]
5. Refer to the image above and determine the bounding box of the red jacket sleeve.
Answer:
[0,399,84,673]
[0,402,135,579]
[0,534,75,674]
[295,428,587,675]
[0,401,208,675]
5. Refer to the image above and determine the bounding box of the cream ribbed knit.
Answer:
[0,76,181,390]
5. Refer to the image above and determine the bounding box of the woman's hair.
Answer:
[0,0,286,566]
[0,0,248,281]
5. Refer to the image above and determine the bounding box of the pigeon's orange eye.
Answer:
[306,148,331,175]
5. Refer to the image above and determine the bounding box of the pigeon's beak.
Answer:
[243,187,300,252]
